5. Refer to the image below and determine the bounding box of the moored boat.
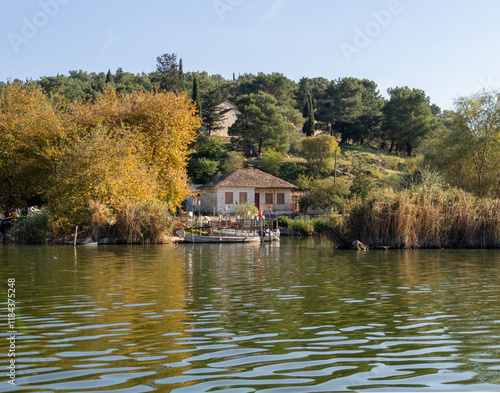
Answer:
[184,234,262,243]
[180,228,280,243]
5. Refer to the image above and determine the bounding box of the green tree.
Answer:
[423,91,500,197]
[297,77,310,110]
[188,157,220,183]
[222,151,245,173]
[192,77,202,116]
[300,177,351,212]
[316,77,383,144]
[106,69,113,84]
[187,135,226,181]
[302,91,315,136]
[202,89,224,137]
[151,53,181,92]
[229,92,292,157]
[261,148,283,176]
[301,134,339,177]
[382,86,438,156]
[237,72,303,126]
[178,58,186,92]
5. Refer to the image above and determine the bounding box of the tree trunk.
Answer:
[406,142,412,157]
[388,139,395,153]
[257,139,263,159]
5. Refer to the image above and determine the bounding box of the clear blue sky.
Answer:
[2,0,499,110]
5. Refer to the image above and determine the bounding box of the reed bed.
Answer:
[88,200,174,244]
[331,186,500,248]
[114,201,174,244]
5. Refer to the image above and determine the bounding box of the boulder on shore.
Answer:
[351,240,368,250]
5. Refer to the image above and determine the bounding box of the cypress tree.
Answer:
[192,77,202,117]
[105,69,113,84]
[178,58,186,91]
[303,92,315,136]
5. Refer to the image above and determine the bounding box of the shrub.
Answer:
[261,148,283,176]
[278,164,309,184]
[235,202,259,217]
[12,208,53,243]
[300,177,351,212]
[223,151,245,174]
[281,216,316,234]
[280,215,340,235]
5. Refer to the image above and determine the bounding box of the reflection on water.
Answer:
[1,240,500,391]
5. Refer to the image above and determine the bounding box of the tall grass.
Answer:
[89,200,114,241]
[114,201,174,244]
[87,200,174,244]
[330,185,500,248]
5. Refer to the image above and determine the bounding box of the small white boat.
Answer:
[184,234,262,243]
[181,228,280,243]
[81,242,98,247]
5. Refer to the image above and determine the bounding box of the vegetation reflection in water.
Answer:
[1,240,500,392]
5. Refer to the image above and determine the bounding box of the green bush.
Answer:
[261,148,283,176]
[12,209,53,243]
[299,177,351,212]
[281,216,316,234]
[280,215,339,235]
[235,202,259,217]
[278,164,309,184]
[223,151,245,173]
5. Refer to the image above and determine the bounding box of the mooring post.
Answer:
[73,225,78,248]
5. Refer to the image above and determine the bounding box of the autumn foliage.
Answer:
[0,83,200,232]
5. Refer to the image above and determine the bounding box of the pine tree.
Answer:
[192,77,202,117]
[202,89,224,137]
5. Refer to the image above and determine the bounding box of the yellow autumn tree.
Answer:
[47,87,200,225]
[48,125,160,224]
[0,83,65,209]
[122,89,200,209]
[0,84,200,233]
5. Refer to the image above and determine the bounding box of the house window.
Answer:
[265,193,273,205]
[239,192,247,203]
[277,193,285,205]
[225,192,233,204]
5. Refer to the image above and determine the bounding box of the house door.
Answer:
[254,192,260,211]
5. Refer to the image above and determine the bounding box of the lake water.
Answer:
[2,239,500,392]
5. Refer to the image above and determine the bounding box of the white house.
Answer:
[199,168,298,215]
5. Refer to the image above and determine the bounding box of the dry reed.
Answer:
[114,201,174,244]
[331,186,500,248]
